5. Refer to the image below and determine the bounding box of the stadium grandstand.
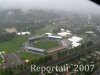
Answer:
[25,47,45,55]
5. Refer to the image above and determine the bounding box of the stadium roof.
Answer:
[48,35,62,39]
[25,47,45,52]
[29,35,44,40]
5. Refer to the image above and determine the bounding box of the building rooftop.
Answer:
[48,35,62,39]
[68,36,83,47]
[45,33,53,36]
[58,29,71,37]
[29,35,45,40]
[95,51,100,55]
[58,32,71,37]
[72,42,81,47]
[4,27,17,33]
[17,32,31,35]
[68,36,83,43]
[25,47,45,52]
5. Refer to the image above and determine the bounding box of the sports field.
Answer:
[0,36,43,61]
[33,39,59,50]
[0,36,28,53]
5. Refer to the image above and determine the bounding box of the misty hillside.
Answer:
[0,9,61,23]
[0,9,100,32]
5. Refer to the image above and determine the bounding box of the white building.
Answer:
[58,32,71,37]
[58,29,71,37]
[45,33,53,36]
[72,42,81,47]
[61,28,65,32]
[68,36,83,48]
[66,30,71,33]
[68,36,82,43]
[17,31,31,36]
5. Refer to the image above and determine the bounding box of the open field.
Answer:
[0,36,43,61]
[0,57,3,64]
[34,39,59,50]
[19,52,43,61]
[0,36,28,53]
[34,24,57,35]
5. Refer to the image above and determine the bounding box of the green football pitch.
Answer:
[33,39,59,50]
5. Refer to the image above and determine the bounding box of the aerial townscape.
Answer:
[0,0,100,75]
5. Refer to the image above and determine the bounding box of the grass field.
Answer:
[34,39,58,50]
[0,57,3,64]
[34,24,57,35]
[0,36,43,61]
[0,36,28,53]
[19,52,43,61]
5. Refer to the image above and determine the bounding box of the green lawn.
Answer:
[0,36,28,53]
[0,36,44,62]
[0,57,3,64]
[19,52,42,61]
[34,39,58,50]
[34,24,57,35]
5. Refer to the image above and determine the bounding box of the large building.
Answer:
[25,47,45,55]
[4,27,17,33]
[17,31,31,36]
[58,29,72,37]
[68,36,83,48]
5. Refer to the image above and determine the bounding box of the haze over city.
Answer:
[0,0,100,14]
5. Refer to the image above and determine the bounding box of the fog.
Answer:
[0,0,100,14]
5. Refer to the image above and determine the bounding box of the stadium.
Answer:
[23,29,83,55]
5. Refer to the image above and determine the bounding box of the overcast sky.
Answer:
[0,0,100,14]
